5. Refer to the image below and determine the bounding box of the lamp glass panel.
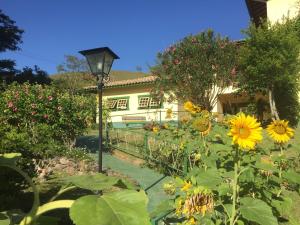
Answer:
[103,53,114,75]
[85,52,104,75]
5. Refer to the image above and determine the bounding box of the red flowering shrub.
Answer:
[151,29,238,111]
[0,83,94,158]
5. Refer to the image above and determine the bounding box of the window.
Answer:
[149,98,160,108]
[138,95,162,109]
[107,97,129,111]
[138,97,150,109]
[116,99,128,110]
[107,99,117,109]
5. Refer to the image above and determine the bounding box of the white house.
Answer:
[86,72,179,127]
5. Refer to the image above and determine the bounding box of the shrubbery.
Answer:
[0,83,94,159]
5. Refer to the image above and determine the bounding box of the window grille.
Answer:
[138,97,150,108]
[107,99,117,109]
[149,98,160,108]
[116,99,128,110]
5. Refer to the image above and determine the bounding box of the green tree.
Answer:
[0,10,23,85]
[56,55,88,73]
[151,30,238,111]
[238,18,300,125]
[15,66,51,85]
[51,72,95,94]
[0,9,23,52]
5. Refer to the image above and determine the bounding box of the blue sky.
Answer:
[1,0,251,75]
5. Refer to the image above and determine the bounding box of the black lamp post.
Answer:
[79,47,119,173]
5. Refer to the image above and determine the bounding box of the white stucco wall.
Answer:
[98,85,179,124]
[267,0,299,24]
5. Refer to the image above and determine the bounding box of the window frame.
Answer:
[107,96,130,111]
[138,95,162,109]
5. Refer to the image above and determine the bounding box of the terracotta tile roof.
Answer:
[84,75,157,90]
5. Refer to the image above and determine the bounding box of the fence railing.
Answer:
[104,112,191,224]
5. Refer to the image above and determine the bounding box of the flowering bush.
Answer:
[151,30,238,111]
[0,83,94,158]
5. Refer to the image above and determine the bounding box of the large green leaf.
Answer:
[0,210,24,225]
[271,197,292,217]
[240,197,278,225]
[0,212,9,225]
[283,171,300,185]
[70,190,151,225]
[61,174,120,191]
[0,153,21,166]
[194,168,222,189]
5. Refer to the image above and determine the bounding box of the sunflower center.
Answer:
[274,124,286,135]
[238,126,250,138]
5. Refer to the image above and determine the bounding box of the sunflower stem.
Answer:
[230,147,240,225]
[280,145,284,156]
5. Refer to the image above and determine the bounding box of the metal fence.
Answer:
[104,112,189,224]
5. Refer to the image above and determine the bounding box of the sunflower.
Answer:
[266,120,294,144]
[152,126,160,133]
[184,101,201,114]
[182,191,214,216]
[184,101,194,112]
[181,181,192,192]
[228,113,262,150]
[165,108,173,119]
[192,116,211,136]
[185,217,197,225]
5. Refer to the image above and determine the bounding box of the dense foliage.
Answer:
[0,9,23,52]
[0,153,151,225]
[151,30,238,111]
[0,83,94,159]
[238,18,300,126]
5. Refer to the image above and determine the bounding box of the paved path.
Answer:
[77,134,172,211]
[102,152,172,211]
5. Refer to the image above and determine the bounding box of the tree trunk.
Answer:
[268,88,280,120]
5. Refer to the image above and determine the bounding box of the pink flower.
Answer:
[173,59,181,65]
[31,111,37,115]
[191,38,197,43]
[13,107,18,112]
[43,114,49,119]
[48,96,53,101]
[7,101,14,108]
[231,67,237,76]
[31,103,37,108]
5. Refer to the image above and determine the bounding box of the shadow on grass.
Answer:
[76,135,99,153]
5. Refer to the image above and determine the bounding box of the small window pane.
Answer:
[107,99,117,109]
[139,97,150,108]
[117,99,128,109]
[149,98,160,108]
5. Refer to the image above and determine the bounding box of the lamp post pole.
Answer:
[98,77,104,173]
[79,47,119,173]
